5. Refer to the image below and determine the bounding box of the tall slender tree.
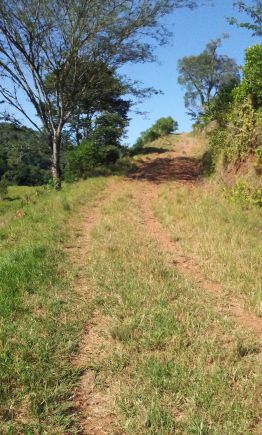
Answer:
[0,0,198,188]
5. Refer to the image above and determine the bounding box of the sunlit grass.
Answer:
[0,178,106,433]
[86,183,262,434]
[154,181,262,315]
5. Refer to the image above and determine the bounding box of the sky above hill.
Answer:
[1,1,260,147]
[122,0,261,146]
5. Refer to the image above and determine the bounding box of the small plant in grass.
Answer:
[256,147,262,165]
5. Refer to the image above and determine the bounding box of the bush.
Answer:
[132,117,178,151]
[227,178,262,208]
[152,117,178,136]
[205,45,262,169]
[98,145,121,164]
[64,141,121,181]
[239,44,262,108]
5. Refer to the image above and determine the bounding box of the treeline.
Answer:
[0,110,128,188]
[0,123,50,187]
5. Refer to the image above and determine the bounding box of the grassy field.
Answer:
[1,133,262,434]
[153,181,262,315]
[0,179,106,434]
[85,182,262,434]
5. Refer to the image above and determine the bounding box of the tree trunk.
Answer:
[51,133,62,190]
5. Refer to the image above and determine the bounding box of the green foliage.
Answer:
[64,109,128,181]
[236,44,262,108]
[133,117,178,151]
[256,146,262,164]
[0,178,8,200]
[227,178,262,207]
[151,117,178,136]
[91,112,128,147]
[204,44,262,174]
[0,123,51,186]
[202,79,239,125]
[208,98,260,163]
[64,141,121,181]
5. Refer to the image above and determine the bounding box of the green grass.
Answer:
[0,179,106,434]
[85,183,262,434]
[154,181,262,315]
[1,156,261,433]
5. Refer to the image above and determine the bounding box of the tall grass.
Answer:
[86,183,262,434]
[0,179,105,433]
[154,181,262,314]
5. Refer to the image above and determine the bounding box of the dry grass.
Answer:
[82,180,262,434]
[154,180,262,315]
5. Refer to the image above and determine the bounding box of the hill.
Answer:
[1,133,261,433]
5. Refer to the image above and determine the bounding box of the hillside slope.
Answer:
[69,133,262,434]
[1,133,261,434]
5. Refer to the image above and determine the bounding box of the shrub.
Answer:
[227,178,262,208]
[205,45,262,168]
[132,117,178,151]
[64,141,121,181]
[239,44,262,108]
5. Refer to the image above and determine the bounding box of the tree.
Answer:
[91,112,128,148]
[177,37,240,119]
[228,1,262,37]
[46,61,130,146]
[151,116,178,136]
[0,0,198,188]
[201,78,239,125]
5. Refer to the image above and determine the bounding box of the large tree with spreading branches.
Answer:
[0,0,198,188]
[177,37,240,119]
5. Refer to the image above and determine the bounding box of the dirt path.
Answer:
[138,180,262,337]
[67,180,124,435]
[69,133,262,433]
[129,134,262,336]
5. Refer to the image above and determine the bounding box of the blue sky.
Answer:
[122,0,261,146]
[1,1,260,147]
